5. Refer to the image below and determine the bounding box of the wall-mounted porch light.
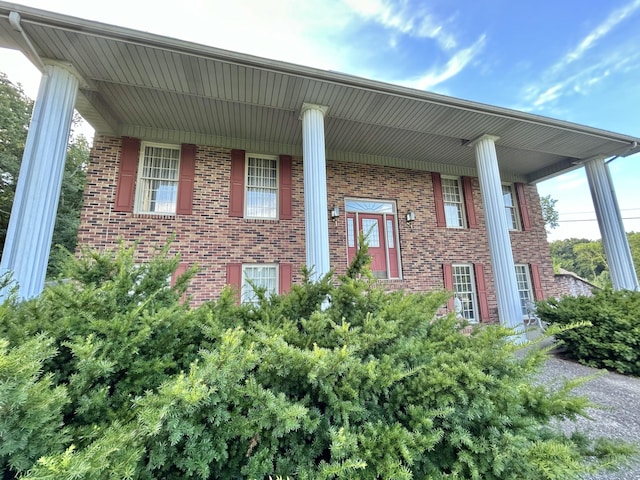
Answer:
[330,205,340,225]
[406,210,416,229]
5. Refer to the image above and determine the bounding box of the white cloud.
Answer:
[524,0,640,110]
[554,0,640,71]
[342,0,458,50]
[532,84,562,107]
[398,34,486,90]
[525,42,640,108]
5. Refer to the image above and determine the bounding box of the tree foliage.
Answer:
[549,233,640,288]
[0,72,89,277]
[0,242,635,479]
[540,194,559,232]
[0,73,33,249]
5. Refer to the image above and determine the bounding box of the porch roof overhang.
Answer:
[2,2,639,183]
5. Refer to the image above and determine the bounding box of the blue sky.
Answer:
[2,0,639,241]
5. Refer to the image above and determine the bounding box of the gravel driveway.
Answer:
[538,352,640,479]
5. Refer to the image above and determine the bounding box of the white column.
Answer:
[472,135,526,342]
[584,157,639,291]
[300,103,330,281]
[0,64,79,300]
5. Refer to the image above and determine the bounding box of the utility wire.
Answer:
[556,208,640,215]
[559,216,640,223]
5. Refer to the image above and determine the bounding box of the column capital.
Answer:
[467,134,500,147]
[300,103,329,119]
[579,154,608,166]
[42,60,92,89]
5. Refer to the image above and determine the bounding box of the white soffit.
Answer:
[1,1,639,183]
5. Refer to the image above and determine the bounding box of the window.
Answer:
[115,138,195,215]
[502,184,520,230]
[245,154,278,219]
[432,173,477,229]
[241,264,278,303]
[442,176,466,228]
[452,264,479,323]
[346,199,401,279]
[134,142,181,214]
[515,264,534,317]
[229,150,292,220]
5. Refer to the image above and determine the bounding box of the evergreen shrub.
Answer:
[0,243,634,479]
[536,289,640,376]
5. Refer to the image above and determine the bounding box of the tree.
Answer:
[550,233,639,287]
[549,238,591,275]
[0,73,33,250]
[540,194,559,232]
[574,241,608,283]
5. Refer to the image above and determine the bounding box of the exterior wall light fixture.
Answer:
[331,205,340,225]
[406,210,416,229]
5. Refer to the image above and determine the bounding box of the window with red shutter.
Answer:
[115,138,195,215]
[229,150,293,220]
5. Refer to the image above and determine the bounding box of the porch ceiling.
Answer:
[2,2,639,183]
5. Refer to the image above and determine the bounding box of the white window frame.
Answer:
[452,264,479,323]
[244,153,279,220]
[134,141,181,215]
[515,264,534,318]
[502,183,521,231]
[241,264,278,304]
[442,176,466,228]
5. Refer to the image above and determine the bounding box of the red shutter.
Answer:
[474,263,490,322]
[279,155,293,220]
[443,263,454,310]
[170,262,189,286]
[176,144,196,215]
[515,183,531,231]
[530,264,544,301]
[226,263,242,303]
[461,176,478,229]
[432,172,446,227]
[229,149,245,217]
[114,137,140,212]
[279,263,293,294]
[171,262,189,303]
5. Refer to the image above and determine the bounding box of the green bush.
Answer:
[0,243,634,479]
[0,336,69,475]
[536,289,640,376]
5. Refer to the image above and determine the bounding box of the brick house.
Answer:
[1,4,639,334]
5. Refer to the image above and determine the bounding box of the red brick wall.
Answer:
[78,136,557,318]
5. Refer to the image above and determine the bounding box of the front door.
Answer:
[360,214,386,276]
[346,207,400,279]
